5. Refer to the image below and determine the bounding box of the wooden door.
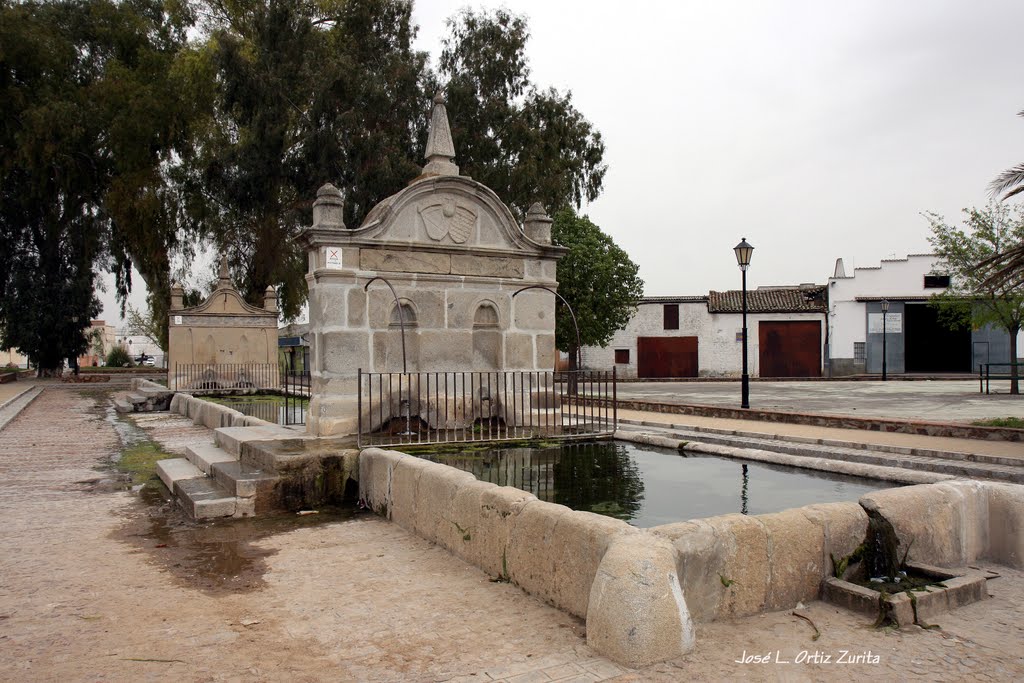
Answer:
[637,337,698,378]
[758,321,821,378]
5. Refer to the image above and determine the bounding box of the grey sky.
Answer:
[98,0,1023,326]
[416,0,1024,295]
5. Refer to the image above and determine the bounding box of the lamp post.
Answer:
[734,238,754,409]
[880,299,889,381]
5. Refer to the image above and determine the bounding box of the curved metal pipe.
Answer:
[364,276,408,374]
[512,285,582,370]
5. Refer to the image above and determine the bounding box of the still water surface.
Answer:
[428,441,893,528]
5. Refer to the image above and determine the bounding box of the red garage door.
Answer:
[758,321,821,378]
[637,337,698,378]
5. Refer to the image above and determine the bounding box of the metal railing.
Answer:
[357,369,617,448]
[979,362,1023,394]
[282,370,310,425]
[172,363,280,392]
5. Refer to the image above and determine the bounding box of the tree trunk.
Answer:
[1011,325,1020,396]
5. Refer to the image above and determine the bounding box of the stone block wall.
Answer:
[358,446,1024,667]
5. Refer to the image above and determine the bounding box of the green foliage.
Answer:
[105,346,133,368]
[972,417,1024,429]
[440,8,606,218]
[989,109,1024,201]
[926,203,1024,393]
[182,0,430,318]
[551,209,644,357]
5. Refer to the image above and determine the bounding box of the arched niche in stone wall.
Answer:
[473,300,502,369]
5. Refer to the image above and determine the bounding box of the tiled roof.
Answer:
[640,296,708,304]
[708,286,827,313]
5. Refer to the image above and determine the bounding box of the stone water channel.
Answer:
[419,440,894,528]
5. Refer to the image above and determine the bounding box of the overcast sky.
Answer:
[99,0,1024,326]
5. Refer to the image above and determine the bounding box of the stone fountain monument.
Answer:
[296,94,565,437]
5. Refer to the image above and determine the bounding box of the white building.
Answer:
[827,253,1017,375]
[581,286,828,378]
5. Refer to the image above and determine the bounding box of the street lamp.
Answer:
[734,238,754,409]
[880,299,889,381]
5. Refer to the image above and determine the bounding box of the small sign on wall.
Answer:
[323,247,343,270]
[868,312,902,334]
[173,315,182,325]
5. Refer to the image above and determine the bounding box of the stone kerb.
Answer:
[357,445,1024,667]
[169,393,278,431]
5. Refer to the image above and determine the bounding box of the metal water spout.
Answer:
[364,276,408,374]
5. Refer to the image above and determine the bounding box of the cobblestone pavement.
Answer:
[0,387,1022,682]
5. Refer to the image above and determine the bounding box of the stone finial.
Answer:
[313,183,346,229]
[264,285,278,313]
[218,254,230,287]
[423,93,460,176]
[523,202,554,244]
[170,282,184,311]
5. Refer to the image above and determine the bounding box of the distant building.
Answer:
[79,320,118,367]
[580,285,828,378]
[827,254,1014,376]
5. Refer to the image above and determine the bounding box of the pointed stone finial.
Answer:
[218,254,230,286]
[170,282,184,311]
[313,182,346,229]
[523,202,554,244]
[263,285,278,313]
[423,92,459,176]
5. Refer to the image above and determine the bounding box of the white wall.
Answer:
[828,254,938,359]
[581,301,823,377]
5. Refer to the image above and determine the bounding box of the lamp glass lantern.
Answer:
[734,238,754,271]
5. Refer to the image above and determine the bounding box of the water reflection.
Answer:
[429,441,893,528]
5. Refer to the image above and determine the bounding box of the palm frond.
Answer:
[989,163,1024,200]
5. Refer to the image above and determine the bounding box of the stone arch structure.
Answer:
[296,94,565,436]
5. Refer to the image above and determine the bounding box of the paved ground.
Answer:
[617,379,1024,423]
[1,385,1022,681]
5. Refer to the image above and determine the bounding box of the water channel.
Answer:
[425,441,894,528]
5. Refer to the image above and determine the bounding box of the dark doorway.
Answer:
[904,304,971,372]
[637,337,698,378]
[758,321,822,378]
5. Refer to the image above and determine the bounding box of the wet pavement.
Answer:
[1,385,1022,681]
[616,379,1024,423]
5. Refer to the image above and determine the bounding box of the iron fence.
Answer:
[282,370,310,425]
[172,363,280,392]
[357,369,616,448]
[979,362,1023,394]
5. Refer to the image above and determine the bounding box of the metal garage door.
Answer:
[637,337,699,378]
[758,321,821,378]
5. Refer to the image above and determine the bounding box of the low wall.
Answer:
[169,392,279,430]
[359,446,1024,668]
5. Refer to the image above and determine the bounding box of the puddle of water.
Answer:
[96,394,362,593]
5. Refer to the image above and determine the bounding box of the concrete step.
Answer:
[156,458,206,492]
[626,425,1024,484]
[211,460,279,499]
[175,477,253,519]
[214,425,296,457]
[185,443,237,475]
[113,399,134,414]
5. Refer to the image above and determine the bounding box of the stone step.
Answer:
[155,458,206,492]
[185,443,237,475]
[175,477,252,519]
[214,425,296,457]
[634,425,1024,484]
[210,460,279,499]
[127,393,149,406]
[113,399,134,414]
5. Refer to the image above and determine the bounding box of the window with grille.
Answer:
[854,342,866,361]
[924,274,950,289]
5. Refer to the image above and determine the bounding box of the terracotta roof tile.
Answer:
[707,286,827,313]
